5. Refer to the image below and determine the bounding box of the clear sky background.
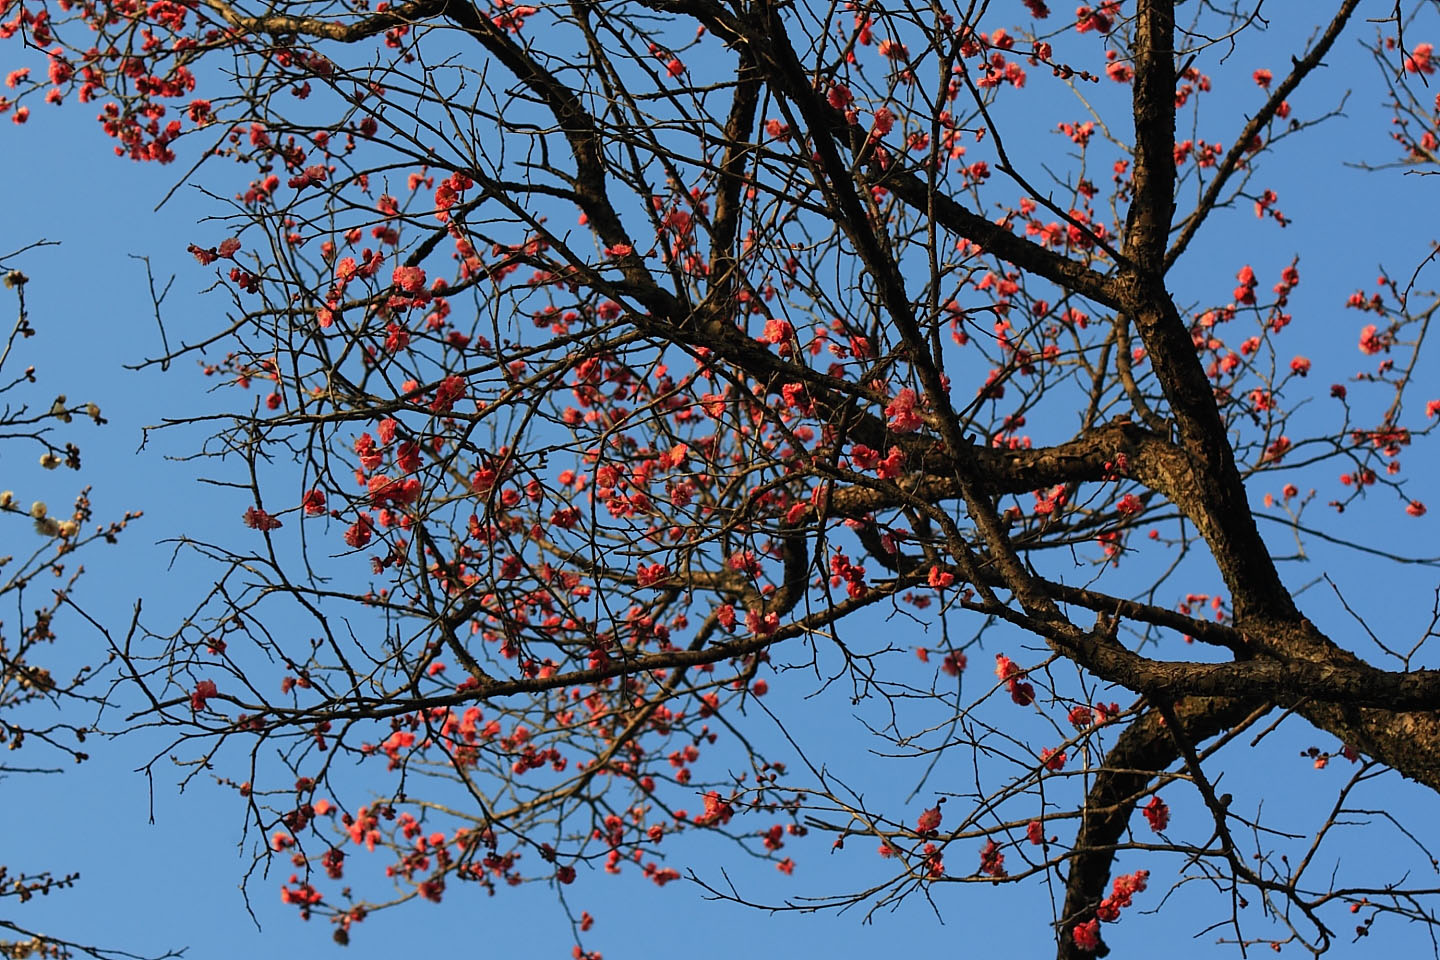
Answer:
[3,5,1440,959]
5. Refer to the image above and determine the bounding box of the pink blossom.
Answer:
[885,388,923,433]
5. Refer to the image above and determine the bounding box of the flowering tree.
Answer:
[0,252,144,958]
[5,0,1440,955]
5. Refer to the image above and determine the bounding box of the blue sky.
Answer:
[4,6,1440,959]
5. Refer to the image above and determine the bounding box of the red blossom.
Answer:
[978,838,1006,877]
[392,264,426,292]
[760,318,793,345]
[1074,2,1118,34]
[884,388,923,433]
[1358,324,1387,355]
[430,375,467,413]
[1115,493,1144,516]
[190,679,218,712]
[694,791,734,826]
[242,506,282,531]
[1073,919,1101,952]
[1262,435,1291,463]
[875,446,906,480]
[871,106,895,137]
[1142,795,1169,832]
[850,444,880,471]
[344,516,375,548]
[1406,42,1436,75]
[368,475,421,507]
[635,562,670,586]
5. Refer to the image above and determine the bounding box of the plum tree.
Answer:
[4,0,1440,956]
